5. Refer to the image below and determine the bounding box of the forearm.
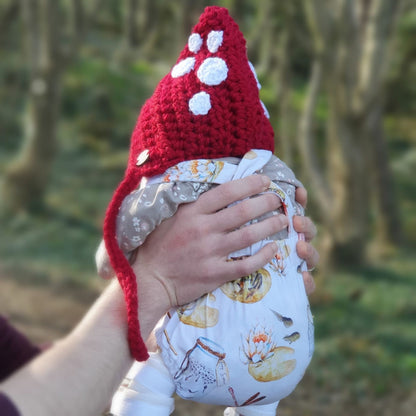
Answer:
[0,280,165,416]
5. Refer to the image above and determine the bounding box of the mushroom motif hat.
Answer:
[104,6,275,361]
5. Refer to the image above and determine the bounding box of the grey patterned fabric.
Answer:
[96,154,303,279]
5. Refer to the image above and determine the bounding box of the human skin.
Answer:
[0,175,318,416]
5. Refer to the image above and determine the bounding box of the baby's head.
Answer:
[123,6,274,182]
[102,6,275,361]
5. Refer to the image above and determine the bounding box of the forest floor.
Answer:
[1,263,415,416]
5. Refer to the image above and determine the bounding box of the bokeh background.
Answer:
[1,1,415,415]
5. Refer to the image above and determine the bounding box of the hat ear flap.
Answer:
[104,173,149,361]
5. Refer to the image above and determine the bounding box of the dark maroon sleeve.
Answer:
[0,392,20,416]
[0,316,41,382]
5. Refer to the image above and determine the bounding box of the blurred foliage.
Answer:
[0,0,415,410]
[386,7,416,115]
[311,254,416,397]
[62,57,153,153]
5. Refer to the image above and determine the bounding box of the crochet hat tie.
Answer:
[103,6,275,361]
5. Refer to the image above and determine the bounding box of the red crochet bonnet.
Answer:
[103,6,275,361]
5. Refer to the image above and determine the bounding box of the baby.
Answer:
[97,7,314,416]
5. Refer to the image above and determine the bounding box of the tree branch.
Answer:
[0,0,20,45]
[22,0,40,73]
[352,0,401,117]
[297,59,332,218]
[60,0,85,67]
[302,0,333,57]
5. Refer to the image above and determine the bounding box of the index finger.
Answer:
[197,175,270,214]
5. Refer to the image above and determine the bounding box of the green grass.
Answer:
[310,254,416,398]
[2,205,415,399]
[0,144,122,285]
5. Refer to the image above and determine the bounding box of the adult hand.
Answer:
[133,175,288,311]
[294,187,319,295]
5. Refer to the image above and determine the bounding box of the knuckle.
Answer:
[239,226,255,246]
[219,186,234,202]
[296,240,308,259]
[245,174,265,191]
[302,216,312,230]
[308,243,319,260]
[263,215,286,236]
[304,242,314,258]
[198,262,213,280]
[233,259,253,277]
[258,193,279,212]
[306,243,316,260]
[218,180,240,201]
[304,216,317,239]
[178,218,207,245]
[192,242,206,258]
[273,214,288,230]
[267,193,282,209]
[197,220,211,238]
[293,215,306,232]
[235,201,252,220]
[256,175,270,190]
[260,242,278,265]
[304,242,319,267]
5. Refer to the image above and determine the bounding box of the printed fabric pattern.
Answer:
[101,149,314,409]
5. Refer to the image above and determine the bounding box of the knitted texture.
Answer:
[104,6,275,362]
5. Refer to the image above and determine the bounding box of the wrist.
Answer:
[136,272,171,340]
[67,281,131,366]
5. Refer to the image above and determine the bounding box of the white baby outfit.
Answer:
[104,150,314,416]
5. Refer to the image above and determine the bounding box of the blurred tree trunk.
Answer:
[297,59,330,209]
[138,0,165,59]
[121,0,162,56]
[268,2,297,165]
[247,0,274,73]
[125,0,139,49]
[170,0,205,56]
[0,0,20,45]
[116,0,140,62]
[224,0,247,22]
[273,25,293,166]
[1,0,84,213]
[369,102,403,246]
[300,0,400,267]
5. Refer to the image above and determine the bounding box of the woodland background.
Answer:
[0,0,415,415]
